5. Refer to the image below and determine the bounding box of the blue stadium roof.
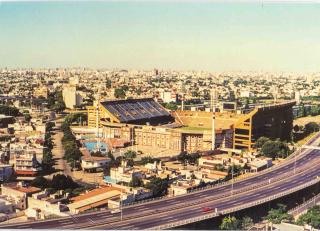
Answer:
[100,98,173,125]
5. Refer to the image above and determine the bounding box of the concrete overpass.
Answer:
[1,134,320,230]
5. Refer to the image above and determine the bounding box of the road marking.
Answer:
[60,221,74,226]
[119,225,136,229]
[17,226,31,229]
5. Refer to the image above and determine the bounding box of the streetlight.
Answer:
[231,162,234,196]
[294,146,299,175]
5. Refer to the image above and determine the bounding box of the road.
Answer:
[2,133,320,230]
[49,117,73,178]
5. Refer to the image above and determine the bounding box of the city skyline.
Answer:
[1,1,320,72]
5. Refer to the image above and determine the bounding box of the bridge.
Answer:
[1,134,320,229]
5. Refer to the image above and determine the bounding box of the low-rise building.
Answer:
[68,186,122,214]
[248,157,273,172]
[81,156,110,172]
[26,191,70,220]
[1,182,41,210]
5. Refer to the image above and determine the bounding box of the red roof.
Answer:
[15,170,38,176]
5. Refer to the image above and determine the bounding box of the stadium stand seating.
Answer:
[100,98,174,125]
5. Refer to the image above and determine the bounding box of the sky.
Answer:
[0,1,320,72]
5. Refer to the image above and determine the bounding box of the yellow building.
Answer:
[87,98,295,156]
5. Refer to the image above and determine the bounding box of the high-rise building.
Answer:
[62,85,83,109]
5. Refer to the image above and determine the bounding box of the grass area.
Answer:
[296,132,318,146]
[294,115,320,126]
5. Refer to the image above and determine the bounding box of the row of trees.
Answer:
[255,137,290,159]
[61,114,86,168]
[47,91,66,112]
[220,204,292,230]
[30,174,88,197]
[295,104,320,118]
[42,122,55,174]
[292,122,320,142]
[177,152,200,165]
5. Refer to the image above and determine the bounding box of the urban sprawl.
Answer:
[0,68,320,229]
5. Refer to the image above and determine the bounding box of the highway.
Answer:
[1,133,320,229]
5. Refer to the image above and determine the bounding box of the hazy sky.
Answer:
[0,1,320,72]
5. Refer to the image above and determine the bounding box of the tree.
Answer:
[254,137,270,149]
[260,140,289,159]
[129,176,144,188]
[162,102,178,111]
[51,174,79,190]
[177,152,200,165]
[0,105,21,116]
[114,88,126,99]
[214,164,225,171]
[305,122,319,134]
[293,125,300,132]
[265,204,293,224]
[91,151,105,157]
[24,113,31,122]
[145,177,168,197]
[296,205,320,229]
[141,156,155,165]
[220,216,241,230]
[30,176,49,189]
[241,216,254,230]
[123,150,137,160]
[105,79,112,89]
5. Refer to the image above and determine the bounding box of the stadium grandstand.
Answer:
[99,98,174,125]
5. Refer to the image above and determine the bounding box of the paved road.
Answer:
[48,117,73,178]
[2,133,320,230]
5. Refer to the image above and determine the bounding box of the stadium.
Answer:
[86,98,295,157]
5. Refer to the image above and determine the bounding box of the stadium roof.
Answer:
[100,98,173,125]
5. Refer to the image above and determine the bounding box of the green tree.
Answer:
[123,150,137,160]
[105,79,112,89]
[254,137,270,149]
[305,122,319,134]
[296,205,320,229]
[0,105,21,116]
[51,174,79,190]
[241,216,254,230]
[220,216,241,230]
[141,156,155,165]
[265,204,293,224]
[129,176,144,188]
[114,88,126,99]
[30,176,49,189]
[24,113,31,122]
[91,151,105,157]
[260,140,289,159]
[162,102,178,111]
[145,177,168,197]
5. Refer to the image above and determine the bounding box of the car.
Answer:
[202,207,213,213]
[111,209,121,214]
